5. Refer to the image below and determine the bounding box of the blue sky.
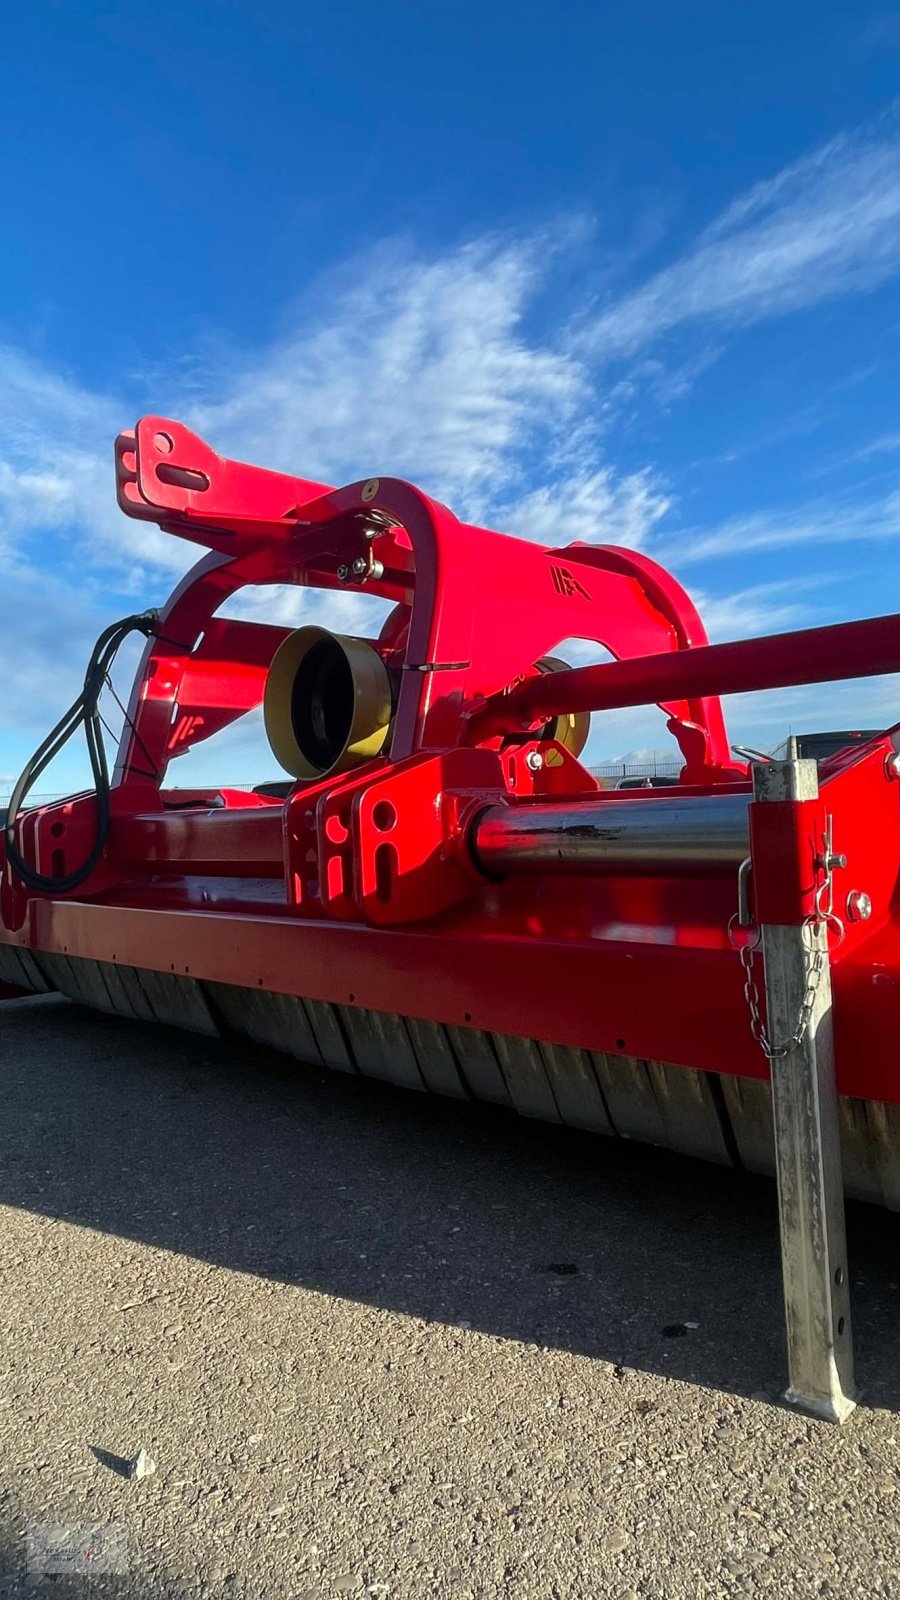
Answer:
[3,0,900,793]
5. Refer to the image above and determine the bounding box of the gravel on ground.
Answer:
[2,993,900,1598]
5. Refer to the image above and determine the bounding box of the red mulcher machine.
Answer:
[5,417,900,1421]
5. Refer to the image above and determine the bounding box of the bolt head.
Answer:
[846,890,872,922]
[525,750,544,772]
[336,564,350,582]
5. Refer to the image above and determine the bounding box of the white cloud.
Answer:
[0,232,673,785]
[0,461,72,556]
[586,125,900,358]
[7,118,900,785]
[189,238,587,510]
[0,236,610,783]
[0,344,190,582]
[848,430,900,461]
[218,579,393,639]
[690,576,826,639]
[0,237,614,592]
[0,344,119,452]
[658,489,900,566]
[489,466,671,548]
[186,236,671,593]
[0,566,116,731]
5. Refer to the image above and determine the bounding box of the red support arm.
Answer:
[470,611,900,732]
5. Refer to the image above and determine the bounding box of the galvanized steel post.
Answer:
[752,757,856,1423]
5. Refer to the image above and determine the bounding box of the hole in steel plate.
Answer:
[156,463,211,493]
[374,842,396,902]
[153,431,174,455]
[372,801,396,832]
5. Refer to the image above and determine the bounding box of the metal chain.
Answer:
[737,929,826,1060]
[729,816,843,1061]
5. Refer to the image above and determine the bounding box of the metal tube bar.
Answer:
[476,611,900,731]
[753,758,856,1423]
[473,792,750,877]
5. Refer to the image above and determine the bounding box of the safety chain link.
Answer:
[736,928,826,1060]
[728,816,844,1061]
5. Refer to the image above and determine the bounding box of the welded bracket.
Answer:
[752,758,856,1423]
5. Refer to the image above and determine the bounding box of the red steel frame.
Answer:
[2,418,900,1105]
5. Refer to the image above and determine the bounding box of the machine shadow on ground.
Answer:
[3,993,900,1413]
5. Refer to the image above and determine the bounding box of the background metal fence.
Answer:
[589,760,683,783]
[2,758,686,812]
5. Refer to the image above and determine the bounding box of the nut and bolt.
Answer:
[846,890,873,922]
[525,750,544,772]
[339,553,383,584]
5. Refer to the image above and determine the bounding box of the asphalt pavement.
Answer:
[2,992,900,1597]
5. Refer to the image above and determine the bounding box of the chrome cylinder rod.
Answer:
[472,791,750,877]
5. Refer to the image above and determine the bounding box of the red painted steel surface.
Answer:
[473,613,900,730]
[3,417,900,1110]
[749,800,826,925]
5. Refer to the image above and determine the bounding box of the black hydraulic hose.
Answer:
[4,610,159,893]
